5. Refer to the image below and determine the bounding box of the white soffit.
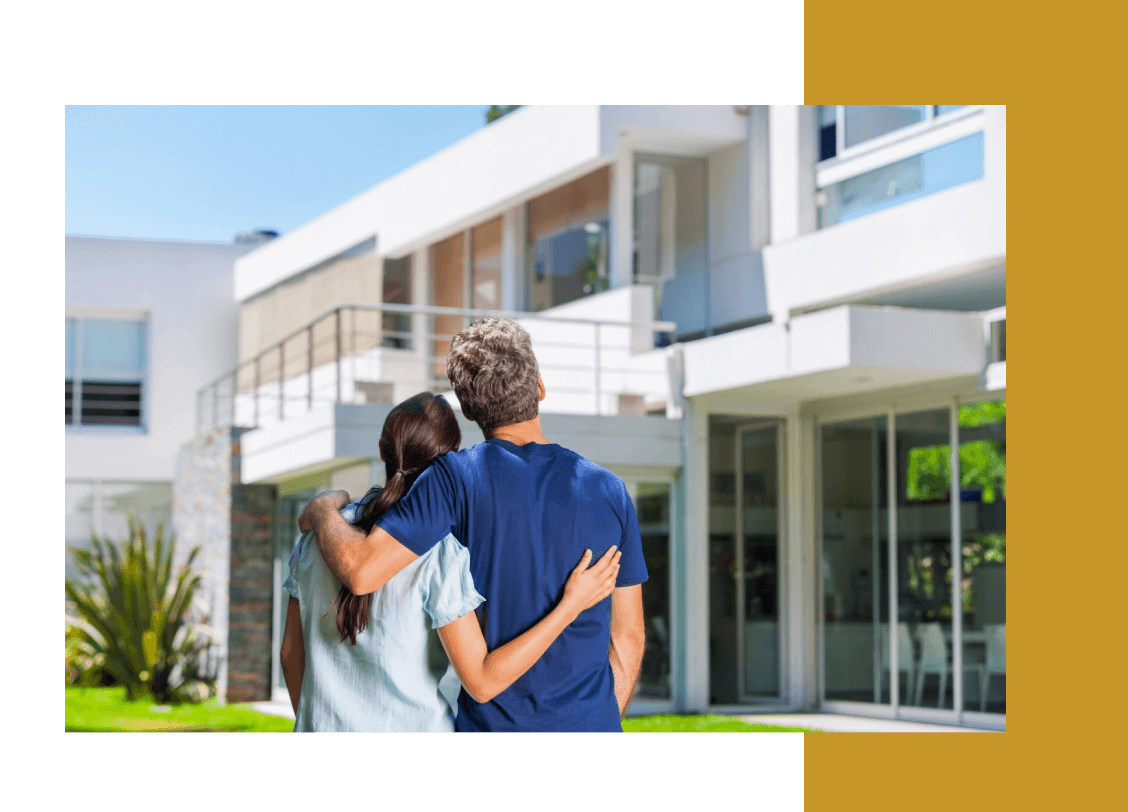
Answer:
[681,305,987,400]
[241,402,683,483]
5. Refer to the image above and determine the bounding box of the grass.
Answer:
[65,687,294,732]
[623,714,817,733]
[66,687,820,732]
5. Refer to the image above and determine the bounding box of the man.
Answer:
[299,316,647,731]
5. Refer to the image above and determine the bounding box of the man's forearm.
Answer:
[305,499,371,592]
[609,634,645,718]
[302,492,420,594]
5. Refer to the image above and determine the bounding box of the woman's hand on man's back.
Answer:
[561,546,621,617]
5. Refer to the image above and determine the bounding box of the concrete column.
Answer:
[609,138,634,291]
[411,247,430,371]
[501,206,524,312]
[463,230,473,310]
[680,397,711,711]
[749,106,772,251]
[768,105,818,248]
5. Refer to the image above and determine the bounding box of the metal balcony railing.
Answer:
[196,303,679,435]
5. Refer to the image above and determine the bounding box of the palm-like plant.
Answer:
[65,519,216,703]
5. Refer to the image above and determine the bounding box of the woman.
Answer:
[279,392,619,731]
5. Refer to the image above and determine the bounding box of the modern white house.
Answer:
[65,236,252,579]
[72,105,1006,729]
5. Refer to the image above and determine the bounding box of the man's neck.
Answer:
[487,415,550,446]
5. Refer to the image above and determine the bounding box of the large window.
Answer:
[381,255,412,350]
[66,317,147,428]
[821,417,891,704]
[815,105,981,229]
[632,154,707,326]
[819,398,1006,720]
[818,105,968,160]
[957,401,1006,715]
[471,217,503,311]
[527,167,610,312]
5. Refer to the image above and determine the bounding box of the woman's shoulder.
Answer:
[415,534,471,584]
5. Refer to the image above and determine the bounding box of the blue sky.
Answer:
[65,106,489,243]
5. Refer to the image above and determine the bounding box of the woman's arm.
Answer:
[436,547,621,704]
[279,597,305,715]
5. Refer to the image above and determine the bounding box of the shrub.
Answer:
[65,519,217,704]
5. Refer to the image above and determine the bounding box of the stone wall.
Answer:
[173,426,278,704]
[226,483,277,703]
[172,427,233,700]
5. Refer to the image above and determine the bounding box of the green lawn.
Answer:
[623,714,816,733]
[66,688,818,732]
[65,687,294,732]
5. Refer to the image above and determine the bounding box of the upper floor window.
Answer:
[818,105,968,160]
[815,105,982,228]
[527,167,610,312]
[66,317,147,428]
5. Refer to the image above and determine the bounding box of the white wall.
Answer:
[768,105,818,245]
[764,106,1005,317]
[66,237,245,482]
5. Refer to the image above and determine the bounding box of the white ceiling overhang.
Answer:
[681,305,988,402]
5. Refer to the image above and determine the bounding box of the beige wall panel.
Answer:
[472,217,503,261]
[430,234,466,378]
[238,252,384,387]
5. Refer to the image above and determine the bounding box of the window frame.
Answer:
[66,309,150,433]
[813,388,1007,728]
[816,105,985,188]
[525,210,612,312]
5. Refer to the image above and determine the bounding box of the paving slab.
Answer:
[741,713,996,732]
[248,701,999,732]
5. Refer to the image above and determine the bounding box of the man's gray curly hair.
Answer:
[445,316,540,434]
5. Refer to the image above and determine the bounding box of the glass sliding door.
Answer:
[819,400,1002,725]
[708,417,785,705]
[736,423,783,701]
[896,408,955,710]
[820,417,891,704]
[633,481,673,702]
[958,399,1006,715]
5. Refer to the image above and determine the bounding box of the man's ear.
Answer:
[537,374,546,401]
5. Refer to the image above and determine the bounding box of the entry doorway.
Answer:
[709,418,786,705]
[619,477,676,715]
[271,494,308,702]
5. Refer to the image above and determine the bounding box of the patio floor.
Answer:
[253,700,995,732]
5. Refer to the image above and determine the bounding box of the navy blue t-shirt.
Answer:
[376,438,648,732]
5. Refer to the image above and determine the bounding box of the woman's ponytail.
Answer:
[331,393,460,645]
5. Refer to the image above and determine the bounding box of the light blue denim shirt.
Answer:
[283,494,484,732]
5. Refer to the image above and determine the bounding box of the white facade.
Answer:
[66,236,246,481]
[65,236,247,573]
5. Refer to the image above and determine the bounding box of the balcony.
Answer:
[195,296,681,482]
[765,106,1005,318]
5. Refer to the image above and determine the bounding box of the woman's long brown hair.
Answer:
[333,392,461,645]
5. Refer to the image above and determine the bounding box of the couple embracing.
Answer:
[279,316,647,732]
